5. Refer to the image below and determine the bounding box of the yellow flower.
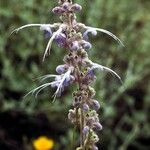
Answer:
[33,136,54,150]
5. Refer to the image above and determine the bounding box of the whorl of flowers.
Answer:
[12,0,123,149]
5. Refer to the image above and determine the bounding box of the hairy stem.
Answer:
[80,108,84,148]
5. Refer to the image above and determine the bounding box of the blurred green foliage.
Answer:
[0,0,150,150]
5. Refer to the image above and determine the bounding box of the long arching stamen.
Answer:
[37,74,58,82]
[53,69,71,100]
[11,24,54,35]
[24,82,54,98]
[42,28,63,61]
[90,62,122,82]
[85,26,124,46]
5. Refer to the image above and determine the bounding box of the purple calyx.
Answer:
[52,6,65,14]
[71,4,82,12]
[82,41,92,50]
[83,126,90,135]
[40,25,53,39]
[91,100,100,111]
[55,33,66,47]
[93,122,102,131]
[56,65,66,74]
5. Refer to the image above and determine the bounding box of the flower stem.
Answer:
[80,107,84,148]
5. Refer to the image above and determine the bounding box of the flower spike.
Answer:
[12,1,123,149]
[85,26,124,46]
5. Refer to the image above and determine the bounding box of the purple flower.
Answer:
[26,67,74,99]
[71,4,82,12]
[70,41,80,51]
[55,33,66,47]
[83,28,97,41]
[82,41,92,49]
[52,68,74,98]
[83,126,90,135]
[56,65,66,74]
[40,25,53,39]
[87,69,95,78]
[83,103,90,112]
[63,75,74,87]
[62,2,70,11]
[52,7,65,14]
[93,122,103,131]
[91,100,100,111]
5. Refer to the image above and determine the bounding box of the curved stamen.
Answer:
[37,74,58,82]
[85,26,124,46]
[11,24,54,35]
[90,62,122,82]
[24,82,55,98]
[53,69,72,100]
[43,27,63,61]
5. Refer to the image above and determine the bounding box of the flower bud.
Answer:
[91,100,100,111]
[71,4,82,12]
[82,41,92,49]
[52,7,65,14]
[62,2,70,11]
[83,126,89,135]
[40,25,52,39]
[83,103,89,112]
[56,65,66,74]
[55,33,66,47]
[93,122,103,131]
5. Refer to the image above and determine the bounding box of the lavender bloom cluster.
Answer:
[12,0,123,149]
